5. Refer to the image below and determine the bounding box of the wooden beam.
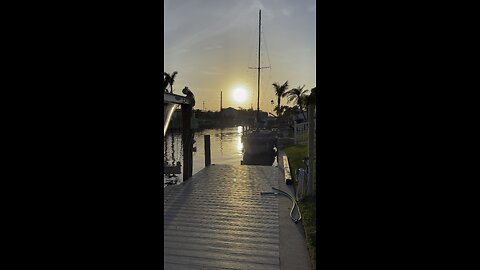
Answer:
[182,103,193,181]
[204,135,211,167]
[164,92,193,105]
[283,156,292,185]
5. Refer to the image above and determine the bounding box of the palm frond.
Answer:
[171,71,178,80]
[272,82,281,96]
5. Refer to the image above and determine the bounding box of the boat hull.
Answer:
[242,148,277,166]
[242,130,277,157]
[242,139,275,155]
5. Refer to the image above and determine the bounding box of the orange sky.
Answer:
[164,0,316,113]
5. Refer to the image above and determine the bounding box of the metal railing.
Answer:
[294,120,316,145]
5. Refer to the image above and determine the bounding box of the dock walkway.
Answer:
[164,164,282,270]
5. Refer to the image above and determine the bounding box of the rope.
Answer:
[261,23,272,70]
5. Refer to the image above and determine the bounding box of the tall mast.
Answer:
[257,9,261,122]
[248,9,270,127]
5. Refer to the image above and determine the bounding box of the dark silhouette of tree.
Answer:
[272,81,289,117]
[273,105,288,116]
[164,71,178,93]
[308,87,316,105]
[163,76,169,92]
[284,85,309,120]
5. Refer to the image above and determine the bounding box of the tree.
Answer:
[164,71,178,93]
[277,105,300,123]
[272,81,289,117]
[305,87,316,119]
[300,95,309,111]
[308,87,316,105]
[284,85,309,120]
[273,105,285,116]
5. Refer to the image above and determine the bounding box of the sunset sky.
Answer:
[164,0,316,113]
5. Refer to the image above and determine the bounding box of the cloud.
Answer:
[201,70,222,76]
[174,48,190,55]
[203,44,223,51]
[281,8,291,16]
[165,2,250,54]
[249,0,274,19]
[201,66,222,76]
[249,0,265,12]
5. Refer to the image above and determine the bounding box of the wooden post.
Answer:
[308,102,315,195]
[283,156,292,185]
[204,135,211,167]
[182,103,193,181]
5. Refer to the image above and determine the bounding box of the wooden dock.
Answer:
[164,164,283,270]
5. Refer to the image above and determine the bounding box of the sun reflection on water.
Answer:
[237,139,243,152]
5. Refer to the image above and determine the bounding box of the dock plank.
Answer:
[164,164,281,270]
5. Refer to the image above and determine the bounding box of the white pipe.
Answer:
[164,103,178,136]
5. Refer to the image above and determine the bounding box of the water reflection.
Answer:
[237,139,243,152]
[164,126,276,185]
[170,132,175,166]
[220,128,223,154]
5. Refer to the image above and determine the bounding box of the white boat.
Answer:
[164,102,178,136]
[164,88,195,136]
[163,88,195,177]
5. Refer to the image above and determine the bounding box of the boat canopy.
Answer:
[164,89,195,136]
[164,103,178,136]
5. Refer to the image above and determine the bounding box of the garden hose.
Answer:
[273,187,302,223]
[261,187,302,223]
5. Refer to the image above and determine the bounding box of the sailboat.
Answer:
[241,10,277,165]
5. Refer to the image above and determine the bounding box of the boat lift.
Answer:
[164,87,195,181]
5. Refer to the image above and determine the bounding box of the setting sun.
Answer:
[232,87,248,103]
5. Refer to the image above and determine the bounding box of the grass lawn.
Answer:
[284,144,316,270]
[298,195,316,270]
[284,144,316,190]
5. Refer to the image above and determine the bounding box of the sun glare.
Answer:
[232,87,248,103]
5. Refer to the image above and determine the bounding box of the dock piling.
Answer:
[182,103,193,181]
[204,135,211,167]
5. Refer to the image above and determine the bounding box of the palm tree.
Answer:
[164,71,178,93]
[272,81,289,117]
[273,105,289,117]
[284,85,309,120]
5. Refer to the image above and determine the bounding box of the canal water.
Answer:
[164,126,277,185]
